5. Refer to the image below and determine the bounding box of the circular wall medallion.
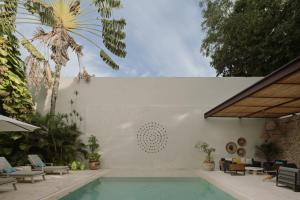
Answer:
[137,122,168,153]
[226,142,237,154]
[237,148,246,157]
[237,137,247,146]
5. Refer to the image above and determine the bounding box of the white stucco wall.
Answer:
[37,77,264,169]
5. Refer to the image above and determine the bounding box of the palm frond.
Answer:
[102,28,125,40]
[21,38,46,61]
[69,0,80,16]
[99,49,119,70]
[93,0,122,18]
[43,61,53,88]
[103,36,126,57]
[101,18,126,31]
[0,0,18,33]
[101,18,126,57]
[23,0,56,26]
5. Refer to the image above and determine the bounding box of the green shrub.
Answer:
[0,112,87,166]
[87,135,101,162]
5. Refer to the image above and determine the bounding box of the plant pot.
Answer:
[202,161,215,171]
[89,161,100,170]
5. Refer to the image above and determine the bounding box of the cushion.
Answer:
[240,158,245,164]
[245,158,252,165]
[3,167,17,173]
[232,157,241,164]
[252,159,262,167]
[37,161,46,168]
[275,160,287,165]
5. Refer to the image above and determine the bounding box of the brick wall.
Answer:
[263,116,300,167]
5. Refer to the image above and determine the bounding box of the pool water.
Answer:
[61,177,235,200]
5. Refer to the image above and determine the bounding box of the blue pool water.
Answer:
[61,177,235,200]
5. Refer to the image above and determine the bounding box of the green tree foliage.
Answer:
[0,36,35,120]
[200,0,300,76]
[0,0,35,119]
[0,112,87,166]
[1,0,127,114]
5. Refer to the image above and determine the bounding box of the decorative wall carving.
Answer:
[137,122,168,153]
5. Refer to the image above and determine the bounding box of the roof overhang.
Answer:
[204,56,300,118]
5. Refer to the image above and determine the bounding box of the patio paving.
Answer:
[198,170,300,200]
[0,169,299,200]
[0,170,108,200]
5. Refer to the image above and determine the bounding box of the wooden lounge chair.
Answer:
[28,154,69,175]
[0,177,17,190]
[0,157,45,183]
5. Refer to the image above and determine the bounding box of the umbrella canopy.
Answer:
[0,115,39,132]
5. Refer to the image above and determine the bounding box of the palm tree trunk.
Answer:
[50,64,62,114]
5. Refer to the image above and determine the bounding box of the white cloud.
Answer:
[16,0,216,77]
[117,0,215,77]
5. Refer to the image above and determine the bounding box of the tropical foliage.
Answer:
[195,142,216,163]
[0,0,34,120]
[0,112,87,166]
[87,135,101,162]
[1,0,127,114]
[0,28,35,119]
[255,142,281,162]
[200,0,300,76]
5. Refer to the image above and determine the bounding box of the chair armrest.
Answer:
[45,163,53,166]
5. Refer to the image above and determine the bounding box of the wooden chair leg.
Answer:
[42,174,46,181]
[31,177,34,183]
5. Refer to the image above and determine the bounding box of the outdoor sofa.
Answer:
[219,158,246,175]
[0,177,17,190]
[277,166,300,192]
[0,157,45,183]
[28,154,69,175]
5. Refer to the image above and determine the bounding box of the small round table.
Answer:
[245,167,264,175]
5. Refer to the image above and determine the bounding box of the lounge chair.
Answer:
[276,166,300,192]
[0,177,17,190]
[0,157,45,183]
[28,154,69,175]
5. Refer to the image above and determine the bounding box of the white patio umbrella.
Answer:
[0,114,39,132]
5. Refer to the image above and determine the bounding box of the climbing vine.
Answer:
[0,35,35,120]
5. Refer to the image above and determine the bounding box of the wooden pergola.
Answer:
[205,57,300,118]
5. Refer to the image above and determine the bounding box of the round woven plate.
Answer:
[226,142,237,154]
[237,148,246,157]
[237,137,247,146]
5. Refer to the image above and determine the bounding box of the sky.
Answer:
[17,0,216,77]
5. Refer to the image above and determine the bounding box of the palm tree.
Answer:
[1,0,126,114]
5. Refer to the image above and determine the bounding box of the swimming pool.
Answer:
[61,177,235,200]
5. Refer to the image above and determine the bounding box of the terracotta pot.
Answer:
[89,161,100,170]
[202,161,215,171]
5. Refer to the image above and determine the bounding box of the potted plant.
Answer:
[195,142,216,171]
[255,141,281,161]
[88,135,101,170]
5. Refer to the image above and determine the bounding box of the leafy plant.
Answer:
[71,160,85,170]
[255,142,281,162]
[1,0,127,114]
[200,0,300,76]
[195,142,216,163]
[0,35,35,120]
[0,112,87,166]
[88,135,101,162]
